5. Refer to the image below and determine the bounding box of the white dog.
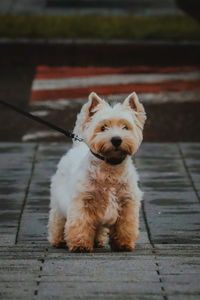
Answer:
[48,92,146,252]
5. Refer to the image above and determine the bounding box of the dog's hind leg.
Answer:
[48,209,66,247]
[94,226,109,248]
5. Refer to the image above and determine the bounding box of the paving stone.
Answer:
[157,256,200,274]
[137,157,191,191]
[0,258,41,299]
[156,253,200,296]
[179,143,200,160]
[38,255,163,297]
[38,281,163,299]
[163,280,200,294]
[154,244,200,252]
[137,231,149,244]
[136,153,200,244]
[43,256,157,275]
[143,190,200,244]
[136,143,180,159]
[0,259,40,282]
[0,281,37,299]
[17,143,69,243]
[179,143,200,196]
[168,295,200,300]
[0,245,46,259]
[0,143,36,245]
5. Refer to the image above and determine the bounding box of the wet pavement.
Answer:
[0,142,200,299]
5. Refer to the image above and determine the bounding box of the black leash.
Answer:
[0,99,126,165]
[0,99,83,142]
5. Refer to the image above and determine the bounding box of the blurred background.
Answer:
[0,0,199,142]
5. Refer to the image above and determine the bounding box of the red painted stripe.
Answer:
[30,79,200,101]
[35,66,200,79]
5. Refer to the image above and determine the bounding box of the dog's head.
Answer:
[74,92,146,159]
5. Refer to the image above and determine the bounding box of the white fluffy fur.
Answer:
[50,143,141,219]
[48,92,146,251]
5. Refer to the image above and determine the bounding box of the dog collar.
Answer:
[90,150,126,165]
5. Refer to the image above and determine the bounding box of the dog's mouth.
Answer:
[90,139,133,159]
[101,147,128,158]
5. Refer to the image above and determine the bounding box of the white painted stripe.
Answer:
[32,71,200,91]
[139,91,200,104]
[105,91,200,104]
[30,91,200,109]
[31,99,71,110]
[22,131,62,141]
[31,110,49,117]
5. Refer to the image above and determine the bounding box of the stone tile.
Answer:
[137,157,191,191]
[17,143,70,244]
[0,143,36,245]
[0,259,40,281]
[43,256,157,275]
[164,280,200,294]
[168,295,200,300]
[0,258,40,298]
[0,245,45,259]
[144,190,200,244]
[157,254,200,295]
[136,143,180,159]
[154,244,200,252]
[157,256,200,274]
[137,231,149,244]
[179,143,200,198]
[0,281,37,299]
[179,143,200,159]
[41,255,160,298]
[136,153,200,244]
[184,158,200,195]
[38,281,163,299]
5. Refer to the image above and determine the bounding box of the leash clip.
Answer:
[73,134,84,142]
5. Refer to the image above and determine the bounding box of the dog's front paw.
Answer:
[50,241,66,248]
[69,246,93,253]
[111,243,135,252]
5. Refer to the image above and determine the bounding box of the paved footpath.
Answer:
[0,142,200,299]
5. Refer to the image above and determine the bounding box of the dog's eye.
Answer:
[122,125,128,130]
[101,126,106,131]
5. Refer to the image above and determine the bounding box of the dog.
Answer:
[48,92,146,252]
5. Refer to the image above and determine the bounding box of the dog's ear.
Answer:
[88,92,104,117]
[123,92,146,126]
[74,92,106,134]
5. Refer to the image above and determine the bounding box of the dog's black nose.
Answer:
[111,136,122,147]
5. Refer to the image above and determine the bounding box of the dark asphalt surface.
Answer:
[0,41,200,142]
